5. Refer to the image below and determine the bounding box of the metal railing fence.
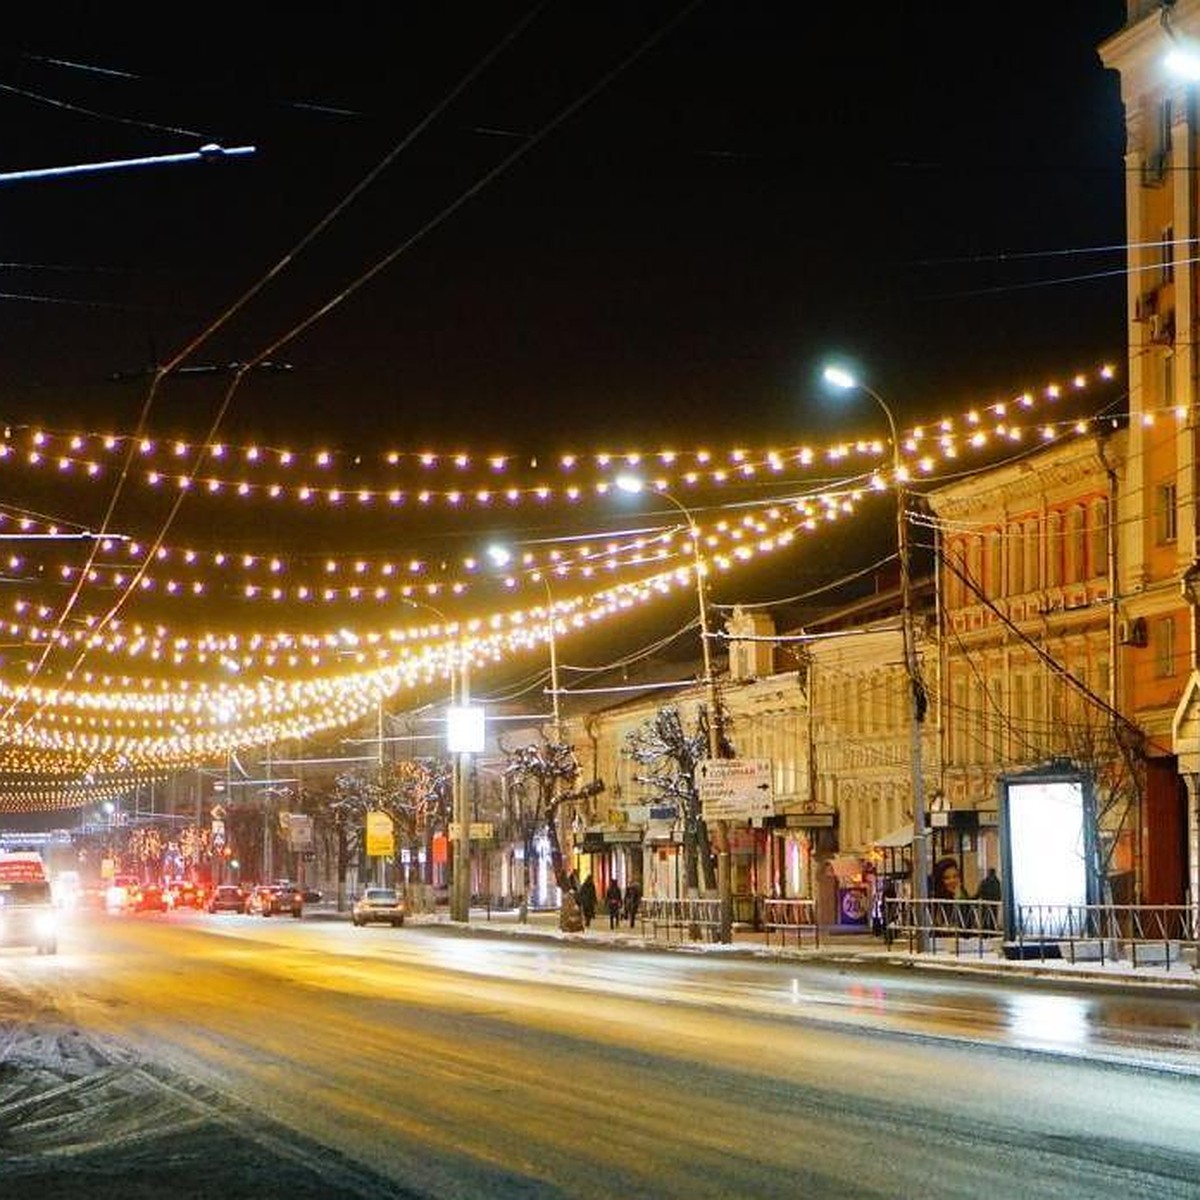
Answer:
[886,898,1199,969]
[760,897,821,949]
[638,897,723,943]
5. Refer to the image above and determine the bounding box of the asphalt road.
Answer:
[1,909,1199,1199]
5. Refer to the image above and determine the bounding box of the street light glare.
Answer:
[485,544,512,567]
[1166,46,1200,81]
[614,474,644,494]
[823,365,858,391]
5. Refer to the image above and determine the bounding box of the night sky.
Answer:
[0,2,1128,447]
[0,1,1135,734]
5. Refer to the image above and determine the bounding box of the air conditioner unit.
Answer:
[1118,616,1148,647]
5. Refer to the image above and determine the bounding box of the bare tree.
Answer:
[623,705,731,895]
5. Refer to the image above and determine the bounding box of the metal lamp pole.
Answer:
[823,367,929,948]
[400,597,472,923]
[616,477,732,943]
[450,641,472,923]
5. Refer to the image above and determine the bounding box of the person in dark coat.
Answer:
[605,878,623,929]
[624,880,642,928]
[578,875,597,928]
[976,867,1002,931]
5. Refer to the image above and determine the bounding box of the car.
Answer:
[351,888,407,927]
[133,885,168,912]
[165,879,206,910]
[248,882,303,918]
[106,874,142,913]
[0,854,57,954]
[207,884,247,914]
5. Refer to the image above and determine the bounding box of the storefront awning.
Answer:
[874,825,914,848]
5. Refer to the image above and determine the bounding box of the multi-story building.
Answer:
[927,431,1133,896]
[1100,3,1200,908]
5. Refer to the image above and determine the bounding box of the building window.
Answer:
[951,678,966,765]
[968,535,983,599]
[1089,499,1108,578]
[1029,676,1045,756]
[1007,523,1023,595]
[1155,481,1178,545]
[1046,511,1063,588]
[1068,506,1087,582]
[985,532,1001,601]
[1144,96,1172,184]
[946,538,964,607]
[1161,223,1175,286]
[1164,352,1175,409]
[1023,518,1040,592]
[1154,616,1176,679]
[972,681,986,765]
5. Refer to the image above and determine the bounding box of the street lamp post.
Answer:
[823,366,930,948]
[616,475,733,943]
[487,545,567,923]
[399,597,476,923]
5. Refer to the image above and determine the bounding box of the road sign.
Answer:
[366,811,395,857]
[448,822,495,841]
[696,758,775,820]
[284,813,314,850]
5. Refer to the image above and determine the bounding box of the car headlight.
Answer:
[34,913,57,936]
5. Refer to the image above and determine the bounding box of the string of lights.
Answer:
[0,360,1120,506]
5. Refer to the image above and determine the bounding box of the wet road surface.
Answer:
[1,909,1198,1198]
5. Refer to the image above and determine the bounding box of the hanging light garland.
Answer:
[0,361,1121,510]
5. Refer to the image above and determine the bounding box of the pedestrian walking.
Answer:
[624,880,642,928]
[578,875,597,928]
[605,878,623,929]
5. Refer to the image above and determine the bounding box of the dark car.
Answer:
[351,888,407,927]
[207,884,246,914]
[248,882,303,918]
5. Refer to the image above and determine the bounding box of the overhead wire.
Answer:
[13,0,554,719]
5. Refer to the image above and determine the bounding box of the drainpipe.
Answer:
[1097,433,1132,898]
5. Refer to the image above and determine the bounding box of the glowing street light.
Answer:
[823,364,930,947]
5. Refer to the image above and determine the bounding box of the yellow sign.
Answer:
[365,810,395,857]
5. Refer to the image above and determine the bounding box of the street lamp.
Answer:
[615,474,733,943]
[487,543,568,923]
[823,364,930,947]
[400,597,475,923]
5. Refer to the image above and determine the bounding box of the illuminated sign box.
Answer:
[998,767,1098,943]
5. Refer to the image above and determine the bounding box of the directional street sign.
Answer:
[448,822,495,841]
[695,758,775,821]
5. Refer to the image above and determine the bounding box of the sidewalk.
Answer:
[313,902,1200,990]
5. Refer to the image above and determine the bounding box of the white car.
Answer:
[351,888,407,927]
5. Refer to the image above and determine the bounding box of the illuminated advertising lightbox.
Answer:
[999,770,1097,927]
